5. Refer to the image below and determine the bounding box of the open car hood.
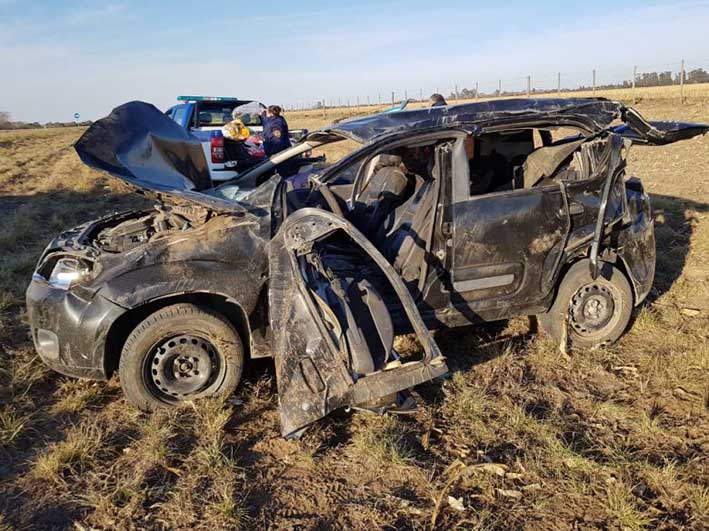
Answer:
[75,101,277,213]
[75,101,213,193]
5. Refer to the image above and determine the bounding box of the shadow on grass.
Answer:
[647,193,709,300]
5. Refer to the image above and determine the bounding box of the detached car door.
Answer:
[269,208,448,437]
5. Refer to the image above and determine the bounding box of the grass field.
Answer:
[1,95,708,530]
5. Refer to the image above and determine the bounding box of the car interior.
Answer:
[278,127,603,382]
[465,127,590,196]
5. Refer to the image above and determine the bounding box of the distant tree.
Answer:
[686,68,709,84]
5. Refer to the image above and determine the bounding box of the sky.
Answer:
[2,0,709,122]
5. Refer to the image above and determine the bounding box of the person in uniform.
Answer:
[262,105,290,157]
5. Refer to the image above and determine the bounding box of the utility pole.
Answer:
[592,69,596,96]
[404,89,408,101]
[391,91,395,104]
[455,84,458,101]
[498,79,502,97]
[632,65,637,104]
[475,81,479,99]
[356,96,359,108]
[526,75,530,97]
[378,92,381,104]
[557,72,561,95]
[367,95,370,106]
[680,59,686,103]
[419,88,423,101]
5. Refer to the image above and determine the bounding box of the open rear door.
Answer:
[269,208,448,437]
[614,107,709,145]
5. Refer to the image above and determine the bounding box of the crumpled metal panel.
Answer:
[324,98,625,143]
[75,101,212,192]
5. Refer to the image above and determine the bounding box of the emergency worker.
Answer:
[262,105,291,156]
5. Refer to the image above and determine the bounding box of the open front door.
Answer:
[269,208,448,437]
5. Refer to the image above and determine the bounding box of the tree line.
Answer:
[0,111,92,131]
[449,68,709,99]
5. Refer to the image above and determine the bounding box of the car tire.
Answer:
[538,259,633,350]
[119,303,244,411]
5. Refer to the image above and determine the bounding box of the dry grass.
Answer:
[0,96,708,529]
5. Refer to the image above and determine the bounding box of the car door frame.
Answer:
[445,123,579,322]
[268,208,448,437]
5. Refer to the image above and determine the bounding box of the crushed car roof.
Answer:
[323,98,625,143]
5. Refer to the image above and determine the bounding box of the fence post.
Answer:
[378,93,381,104]
[475,81,479,99]
[391,91,395,104]
[498,79,502,97]
[455,84,458,101]
[680,59,685,103]
[405,89,408,101]
[592,69,596,96]
[557,72,561,95]
[526,75,530,97]
[420,88,423,101]
[632,65,637,104]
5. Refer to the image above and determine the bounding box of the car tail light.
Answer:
[211,135,224,163]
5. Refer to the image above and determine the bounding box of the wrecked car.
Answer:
[26,98,708,436]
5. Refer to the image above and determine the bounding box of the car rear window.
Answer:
[197,101,263,127]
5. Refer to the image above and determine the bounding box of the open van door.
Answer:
[269,208,448,437]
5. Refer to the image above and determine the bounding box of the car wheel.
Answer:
[119,303,244,411]
[538,259,633,350]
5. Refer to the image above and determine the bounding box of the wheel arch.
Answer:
[546,248,636,313]
[104,291,252,378]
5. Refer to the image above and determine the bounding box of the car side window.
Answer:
[465,128,589,197]
[171,105,187,126]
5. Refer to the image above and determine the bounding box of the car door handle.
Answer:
[569,202,585,216]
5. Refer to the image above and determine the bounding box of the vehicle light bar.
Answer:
[177,95,240,102]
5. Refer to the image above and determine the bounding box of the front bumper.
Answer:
[26,278,125,380]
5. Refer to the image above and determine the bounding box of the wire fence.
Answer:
[284,58,709,112]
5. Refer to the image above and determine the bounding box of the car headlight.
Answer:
[48,257,90,290]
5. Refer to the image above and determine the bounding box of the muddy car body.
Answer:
[26,98,708,436]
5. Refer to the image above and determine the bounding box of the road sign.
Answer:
[73,112,80,120]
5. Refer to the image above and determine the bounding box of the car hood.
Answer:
[75,100,214,190]
[75,101,275,213]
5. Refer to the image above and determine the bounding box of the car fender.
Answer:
[100,259,265,311]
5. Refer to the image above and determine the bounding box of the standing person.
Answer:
[429,93,447,107]
[262,105,290,157]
